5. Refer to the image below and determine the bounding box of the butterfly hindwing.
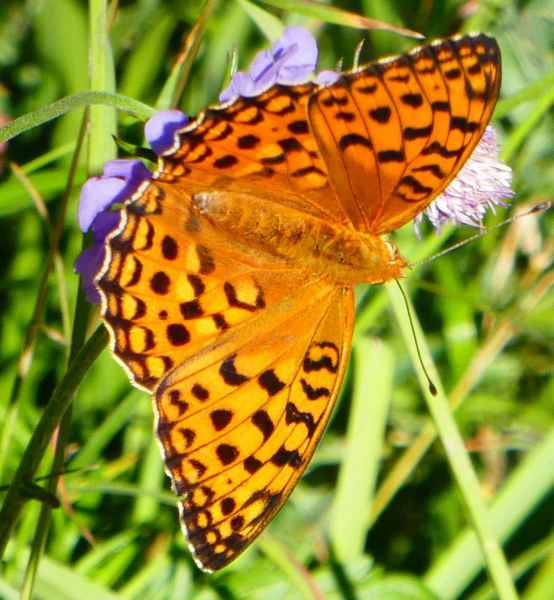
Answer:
[155,286,354,571]
[96,177,355,571]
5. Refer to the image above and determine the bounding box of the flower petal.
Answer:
[76,209,122,304]
[78,159,151,233]
[78,177,126,233]
[219,26,319,101]
[103,158,152,182]
[74,242,105,304]
[91,209,120,242]
[145,109,189,155]
[274,26,318,84]
[416,126,513,234]
[219,72,257,103]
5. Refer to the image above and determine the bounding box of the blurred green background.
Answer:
[0,1,553,598]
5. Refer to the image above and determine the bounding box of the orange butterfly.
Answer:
[77,29,503,571]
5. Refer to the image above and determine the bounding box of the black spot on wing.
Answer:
[216,443,239,465]
[167,323,190,346]
[285,402,316,435]
[251,410,274,441]
[300,378,330,400]
[399,175,433,195]
[210,409,233,431]
[180,299,203,319]
[220,497,235,515]
[213,154,239,169]
[400,93,423,108]
[369,106,391,123]
[258,369,286,396]
[288,120,309,135]
[150,271,170,294]
[377,149,405,163]
[187,274,205,297]
[220,355,249,386]
[244,456,262,474]
[224,281,265,312]
[271,446,302,468]
[237,134,260,149]
[403,125,433,140]
[412,164,445,179]
[450,116,480,133]
[192,383,209,401]
[161,235,178,260]
[339,133,373,151]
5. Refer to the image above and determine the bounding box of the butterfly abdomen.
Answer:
[191,189,405,284]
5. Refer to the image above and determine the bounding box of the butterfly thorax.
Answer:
[191,189,406,285]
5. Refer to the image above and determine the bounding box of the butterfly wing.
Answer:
[95,180,355,571]
[156,285,354,571]
[307,33,501,234]
[159,84,352,226]
[96,180,323,391]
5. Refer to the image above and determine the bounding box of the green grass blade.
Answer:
[33,553,120,600]
[238,0,284,40]
[501,79,554,163]
[0,92,155,144]
[387,282,517,600]
[119,13,176,102]
[495,70,554,119]
[156,0,216,110]
[259,533,324,600]
[425,427,554,599]
[258,0,423,38]
[88,0,117,171]
[470,533,554,600]
[330,337,394,561]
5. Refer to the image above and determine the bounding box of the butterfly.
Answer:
[93,33,501,571]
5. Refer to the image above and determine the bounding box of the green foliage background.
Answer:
[0,1,552,598]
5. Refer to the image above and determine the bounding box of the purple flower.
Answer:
[75,211,120,304]
[415,126,514,235]
[75,159,152,303]
[78,160,151,232]
[145,109,189,156]
[219,26,318,103]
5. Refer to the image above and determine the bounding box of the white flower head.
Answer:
[415,126,514,236]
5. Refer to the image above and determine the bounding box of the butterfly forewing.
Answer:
[155,286,354,571]
[159,85,351,225]
[307,33,501,234]
[97,181,317,391]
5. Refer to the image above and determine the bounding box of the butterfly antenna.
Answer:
[395,280,437,396]
[414,201,552,268]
